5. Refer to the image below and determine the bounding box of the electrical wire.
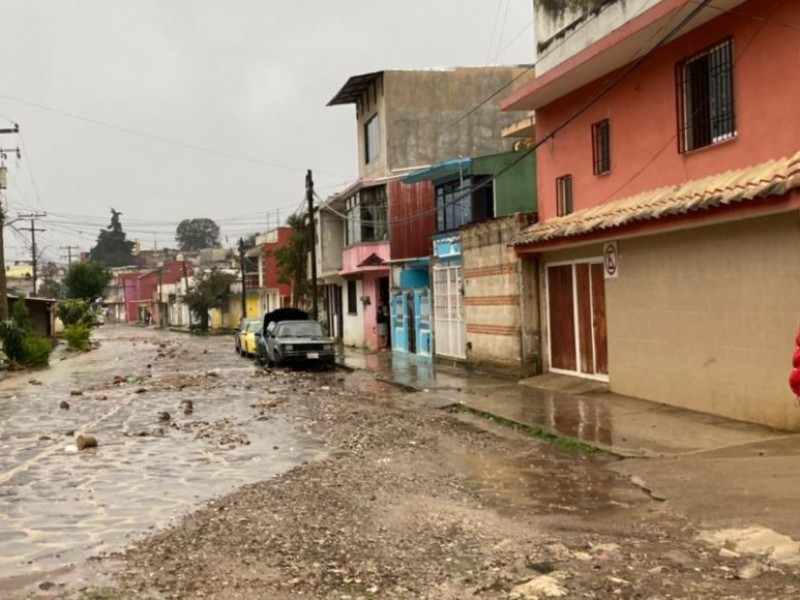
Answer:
[0,90,351,178]
[591,0,783,206]
[328,0,715,229]
[447,0,659,129]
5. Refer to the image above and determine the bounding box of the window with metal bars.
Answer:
[556,175,573,217]
[347,280,358,315]
[676,38,736,153]
[592,119,611,175]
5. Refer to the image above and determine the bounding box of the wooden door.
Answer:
[590,264,608,375]
[547,262,608,378]
[547,265,577,371]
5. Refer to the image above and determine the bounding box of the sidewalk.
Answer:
[338,347,796,458]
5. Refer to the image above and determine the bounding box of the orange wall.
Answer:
[535,0,800,222]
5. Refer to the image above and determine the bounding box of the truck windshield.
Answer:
[277,322,323,338]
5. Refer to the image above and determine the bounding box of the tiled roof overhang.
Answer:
[512,150,800,248]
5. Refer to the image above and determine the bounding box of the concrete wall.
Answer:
[382,68,533,174]
[534,0,657,75]
[343,278,366,348]
[355,74,389,179]
[317,206,344,277]
[535,0,800,223]
[540,214,800,431]
[605,214,800,431]
[462,214,538,375]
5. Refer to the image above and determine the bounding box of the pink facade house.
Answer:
[502,0,800,430]
[119,261,194,326]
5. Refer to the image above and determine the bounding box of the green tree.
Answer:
[90,208,135,267]
[56,299,94,327]
[176,218,221,251]
[64,261,112,301]
[183,268,235,332]
[273,213,309,306]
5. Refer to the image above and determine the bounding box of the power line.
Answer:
[329,0,715,229]
[0,90,351,178]
[591,0,782,206]
[448,0,660,129]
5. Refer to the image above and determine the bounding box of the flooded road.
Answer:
[0,325,321,586]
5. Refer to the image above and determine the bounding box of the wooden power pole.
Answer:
[19,213,46,296]
[306,169,318,320]
[238,237,247,319]
[0,123,20,319]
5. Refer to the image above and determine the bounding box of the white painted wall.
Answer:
[343,279,365,347]
[535,0,659,75]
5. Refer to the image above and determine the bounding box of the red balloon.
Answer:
[792,348,800,369]
[790,368,800,396]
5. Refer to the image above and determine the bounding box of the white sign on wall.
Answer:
[603,241,619,279]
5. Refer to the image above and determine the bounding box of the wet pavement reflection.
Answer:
[441,441,646,515]
[0,326,321,583]
[339,348,783,457]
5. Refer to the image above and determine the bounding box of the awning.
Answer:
[402,157,471,184]
[513,150,800,246]
[328,71,383,106]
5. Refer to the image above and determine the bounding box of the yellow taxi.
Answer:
[242,319,263,358]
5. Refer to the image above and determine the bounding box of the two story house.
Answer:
[502,0,800,430]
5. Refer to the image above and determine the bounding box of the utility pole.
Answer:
[238,237,247,319]
[0,123,20,320]
[60,245,79,266]
[182,258,192,329]
[157,267,163,328]
[306,169,318,320]
[19,213,46,296]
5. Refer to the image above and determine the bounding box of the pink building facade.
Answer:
[502,0,800,430]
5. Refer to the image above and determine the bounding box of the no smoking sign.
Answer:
[603,241,619,279]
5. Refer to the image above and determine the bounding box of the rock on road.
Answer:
[2,325,798,599]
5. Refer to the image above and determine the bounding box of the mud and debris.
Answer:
[1,326,799,600]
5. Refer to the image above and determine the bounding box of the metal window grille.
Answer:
[347,280,357,315]
[676,38,736,153]
[556,175,573,217]
[591,119,611,175]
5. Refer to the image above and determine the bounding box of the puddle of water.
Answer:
[442,442,646,515]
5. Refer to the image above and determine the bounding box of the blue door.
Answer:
[391,292,408,353]
[415,289,432,357]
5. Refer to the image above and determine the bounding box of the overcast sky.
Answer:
[0,0,534,264]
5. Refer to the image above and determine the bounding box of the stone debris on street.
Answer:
[0,325,798,599]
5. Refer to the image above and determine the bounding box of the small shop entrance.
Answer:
[546,261,608,379]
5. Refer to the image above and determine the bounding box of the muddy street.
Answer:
[2,326,799,599]
[0,325,323,594]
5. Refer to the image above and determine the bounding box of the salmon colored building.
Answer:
[503,0,800,430]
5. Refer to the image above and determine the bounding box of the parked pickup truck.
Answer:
[255,309,336,368]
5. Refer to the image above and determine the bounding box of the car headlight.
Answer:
[283,344,293,351]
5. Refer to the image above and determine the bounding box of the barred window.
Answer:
[556,175,573,217]
[592,119,611,175]
[677,38,736,153]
